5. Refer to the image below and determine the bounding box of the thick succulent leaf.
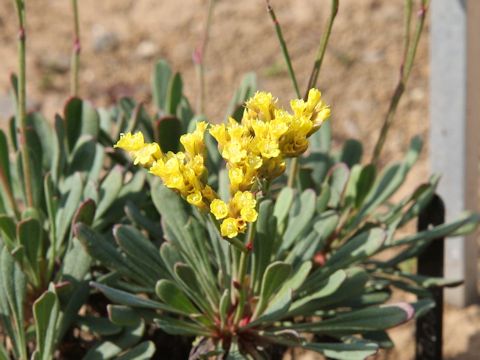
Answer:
[115,341,155,360]
[75,224,155,286]
[252,200,276,293]
[273,188,294,232]
[17,217,43,277]
[33,291,60,360]
[254,262,292,317]
[124,201,163,239]
[281,189,316,251]
[155,317,211,336]
[301,152,333,187]
[152,59,173,112]
[114,225,167,280]
[155,116,182,152]
[64,98,100,152]
[165,72,183,115]
[289,302,414,334]
[290,270,347,314]
[90,282,178,313]
[339,139,363,168]
[0,215,16,250]
[55,173,83,247]
[94,167,123,221]
[0,246,26,357]
[351,137,422,227]
[310,228,385,283]
[327,164,350,208]
[155,280,199,315]
[108,305,143,327]
[309,120,331,153]
[0,130,14,213]
[77,316,122,336]
[300,267,369,311]
[83,320,145,360]
[303,341,378,360]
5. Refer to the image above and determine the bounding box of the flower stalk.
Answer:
[70,0,81,96]
[13,0,34,208]
[194,0,216,115]
[372,0,429,164]
[266,0,338,188]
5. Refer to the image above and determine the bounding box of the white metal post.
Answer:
[430,0,480,306]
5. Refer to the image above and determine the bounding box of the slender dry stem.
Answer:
[13,0,34,209]
[195,0,216,115]
[70,0,81,96]
[372,0,429,164]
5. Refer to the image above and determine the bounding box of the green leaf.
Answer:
[33,291,60,360]
[0,246,27,359]
[165,72,183,115]
[327,164,350,208]
[155,317,210,336]
[289,302,414,334]
[115,341,155,360]
[72,198,97,226]
[17,217,43,276]
[83,320,145,360]
[309,120,331,153]
[155,116,182,152]
[0,130,14,211]
[77,316,122,336]
[155,280,199,315]
[114,225,167,280]
[273,187,294,231]
[75,224,155,286]
[303,341,378,360]
[281,189,316,251]
[290,270,347,313]
[107,305,142,327]
[94,167,123,221]
[255,262,292,317]
[152,60,173,112]
[64,98,100,151]
[90,282,178,312]
[339,139,363,168]
[56,173,83,247]
[0,215,16,250]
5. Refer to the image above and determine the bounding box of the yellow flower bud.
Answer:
[187,191,203,207]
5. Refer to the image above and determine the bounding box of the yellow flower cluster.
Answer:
[116,122,216,211]
[114,89,330,240]
[210,88,330,193]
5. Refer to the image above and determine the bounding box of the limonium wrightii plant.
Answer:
[78,83,478,359]
[75,1,479,359]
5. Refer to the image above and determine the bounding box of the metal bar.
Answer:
[415,194,445,360]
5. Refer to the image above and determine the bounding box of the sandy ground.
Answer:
[0,0,478,358]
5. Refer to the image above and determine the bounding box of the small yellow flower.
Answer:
[132,142,162,166]
[114,132,145,152]
[221,218,239,238]
[186,191,203,207]
[240,207,258,223]
[180,121,208,156]
[210,199,229,220]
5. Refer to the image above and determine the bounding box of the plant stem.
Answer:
[266,0,338,188]
[372,0,429,164]
[233,221,255,325]
[265,0,301,98]
[70,0,81,96]
[305,0,339,97]
[13,0,34,208]
[194,0,216,115]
